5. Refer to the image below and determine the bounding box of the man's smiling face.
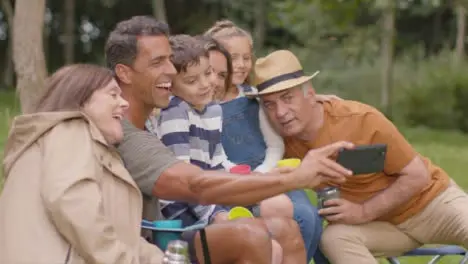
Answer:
[128,35,177,109]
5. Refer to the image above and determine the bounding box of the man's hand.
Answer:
[292,141,353,189]
[318,198,369,225]
[316,94,343,102]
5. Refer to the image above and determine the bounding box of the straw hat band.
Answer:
[257,70,304,92]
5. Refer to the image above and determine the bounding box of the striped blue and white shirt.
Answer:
[147,96,235,222]
[156,96,235,171]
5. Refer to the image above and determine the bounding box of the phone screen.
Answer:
[336,144,387,175]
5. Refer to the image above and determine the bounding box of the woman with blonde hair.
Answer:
[0,64,163,264]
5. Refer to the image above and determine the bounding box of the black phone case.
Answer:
[336,144,387,175]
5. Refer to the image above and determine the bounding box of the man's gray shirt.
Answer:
[117,119,179,221]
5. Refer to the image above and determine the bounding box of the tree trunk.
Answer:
[430,6,443,54]
[1,0,14,88]
[44,10,50,63]
[380,0,395,118]
[152,0,167,23]
[455,2,466,64]
[13,0,47,113]
[3,42,14,88]
[253,0,266,50]
[63,0,75,64]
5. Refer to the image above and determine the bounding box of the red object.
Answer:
[229,164,252,175]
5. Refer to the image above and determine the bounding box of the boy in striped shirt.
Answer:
[147,35,236,225]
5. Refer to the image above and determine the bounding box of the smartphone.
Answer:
[336,144,387,175]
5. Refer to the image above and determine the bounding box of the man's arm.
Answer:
[119,120,295,204]
[362,156,430,221]
[118,120,352,205]
[156,140,353,205]
[360,111,431,221]
[154,161,298,205]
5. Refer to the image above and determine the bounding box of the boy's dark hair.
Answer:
[105,16,170,70]
[170,34,208,73]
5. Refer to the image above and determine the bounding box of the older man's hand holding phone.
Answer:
[317,143,388,224]
[283,141,387,191]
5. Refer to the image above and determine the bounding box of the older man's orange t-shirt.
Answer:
[284,100,450,225]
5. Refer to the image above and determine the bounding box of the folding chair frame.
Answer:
[386,246,468,264]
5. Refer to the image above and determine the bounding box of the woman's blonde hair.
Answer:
[204,19,253,47]
[205,19,254,85]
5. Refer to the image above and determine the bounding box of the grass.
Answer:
[0,90,467,263]
[0,90,19,189]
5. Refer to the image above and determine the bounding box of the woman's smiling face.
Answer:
[209,50,229,98]
[82,79,129,144]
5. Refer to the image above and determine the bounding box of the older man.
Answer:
[254,49,468,264]
[106,16,353,264]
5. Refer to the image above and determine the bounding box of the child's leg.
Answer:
[259,194,294,218]
[259,191,323,263]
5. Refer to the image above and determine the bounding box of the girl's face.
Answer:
[222,36,252,86]
[208,50,228,98]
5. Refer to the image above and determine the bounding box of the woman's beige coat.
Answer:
[0,111,163,264]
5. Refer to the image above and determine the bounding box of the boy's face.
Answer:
[173,56,213,110]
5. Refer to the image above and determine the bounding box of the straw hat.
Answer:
[253,50,319,95]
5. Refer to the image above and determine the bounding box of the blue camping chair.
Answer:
[386,245,468,264]
[309,192,468,264]
[315,215,468,264]
[141,219,211,264]
[141,219,208,250]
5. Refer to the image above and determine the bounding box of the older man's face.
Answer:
[260,83,315,137]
